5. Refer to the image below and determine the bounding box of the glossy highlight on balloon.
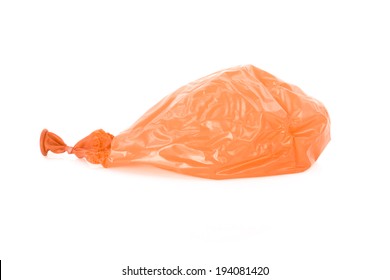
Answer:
[40,65,330,179]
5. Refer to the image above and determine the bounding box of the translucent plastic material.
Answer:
[40,65,330,179]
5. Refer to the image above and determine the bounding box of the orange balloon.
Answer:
[41,65,330,179]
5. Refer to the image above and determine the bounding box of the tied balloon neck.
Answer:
[40,129,114,165]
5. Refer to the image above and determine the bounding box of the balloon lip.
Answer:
[40,129,49,156]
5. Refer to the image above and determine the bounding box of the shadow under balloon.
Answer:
[101,162,204,181]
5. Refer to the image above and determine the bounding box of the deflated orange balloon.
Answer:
[40,65,330,179]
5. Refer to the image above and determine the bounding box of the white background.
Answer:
[1,0,389,279]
